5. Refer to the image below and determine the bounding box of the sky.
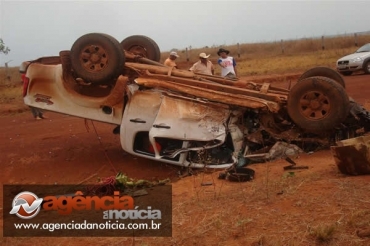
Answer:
[1,0,370,66]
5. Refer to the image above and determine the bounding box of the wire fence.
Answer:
[168,31,370,62]
[279,30,370,53]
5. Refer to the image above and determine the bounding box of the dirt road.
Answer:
[2,73,368,184]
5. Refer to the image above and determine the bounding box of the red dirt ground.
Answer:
[1,73,370,245]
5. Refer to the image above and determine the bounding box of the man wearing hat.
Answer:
[164,51,179,68]
[217,48,237,78]
[189,53,215,75]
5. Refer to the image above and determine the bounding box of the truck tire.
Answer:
[298,66,345,88]
[121,35,161,62]
[70,33,125,85]
[287,76,350,134]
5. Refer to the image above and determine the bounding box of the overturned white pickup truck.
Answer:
[20,33,370,169]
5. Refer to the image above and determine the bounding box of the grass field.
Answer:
[162,34,370,76]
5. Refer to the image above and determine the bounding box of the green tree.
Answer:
[0,38,10,54]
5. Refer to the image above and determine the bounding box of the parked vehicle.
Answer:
[336,43,370,76]
[20,33,370,169]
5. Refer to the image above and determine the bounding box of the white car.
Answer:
[336,43,370,76]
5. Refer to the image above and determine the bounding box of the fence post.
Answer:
[321,36,325,50]
[281,39,284,54]
[186,48,189,62]
[354,33,358,47]
[5,60,12,81]
[237,43,240,58]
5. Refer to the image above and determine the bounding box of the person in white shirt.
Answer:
[217,48,237,79]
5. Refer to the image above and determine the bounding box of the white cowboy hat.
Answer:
[199,53,210,59]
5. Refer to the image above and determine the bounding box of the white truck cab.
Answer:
[21,62,238,169]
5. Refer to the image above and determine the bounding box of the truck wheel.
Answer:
[287,76,349,134]
[70,33,125,85]
[363,60,370,74]
[298,66,345,88]
[121,35,161,62]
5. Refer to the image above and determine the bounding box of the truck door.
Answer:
[120,89,162,156]
[148,95,230,159]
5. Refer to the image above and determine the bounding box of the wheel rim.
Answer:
[127,45,148,57]
[79,44,108,73]
[299,91,331,120]
[367,62,370,73]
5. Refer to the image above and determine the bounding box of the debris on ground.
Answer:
[283,156,309,170]
[244,141,303,163]
[218,167,255,182]
[331,135,370,175]
[83,172,171,196]
[115,172,171,188]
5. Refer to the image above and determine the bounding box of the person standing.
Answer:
[189,53,214,75]
[30,107,46,120]
[164,51,180,69]
[217,48,237,78]
[21,73,46,120]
